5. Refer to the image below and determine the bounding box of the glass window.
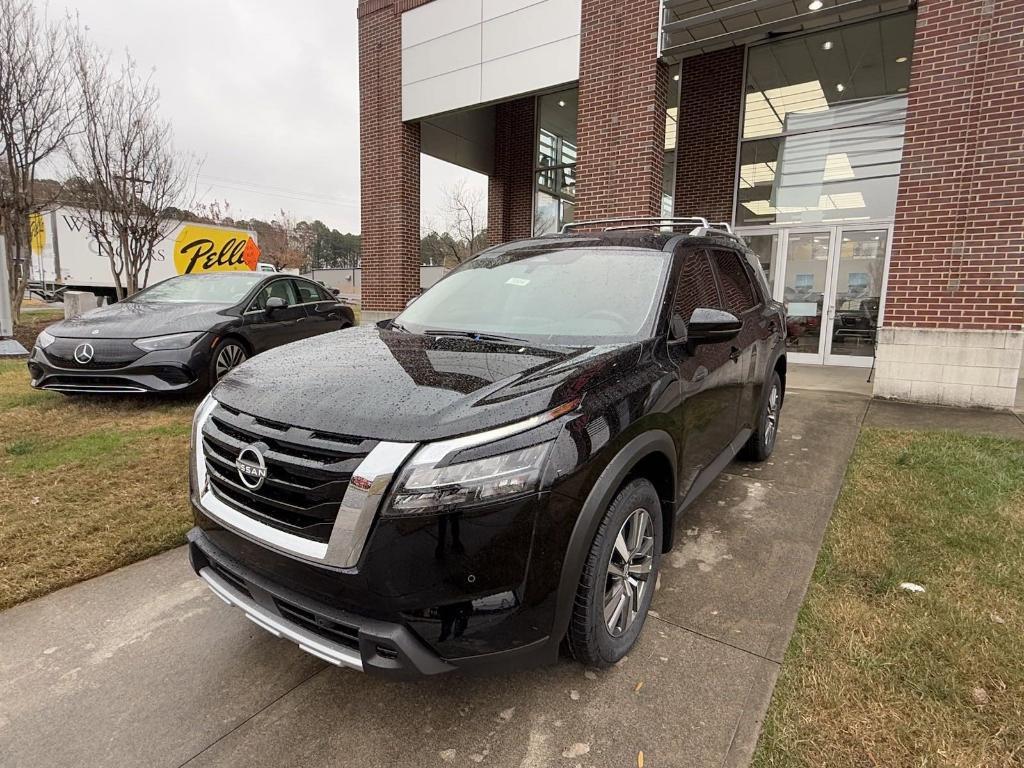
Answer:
[396,248,670,345]
[251,278,299,311]
[534,89,577,236]
[294,280,323,304]
[662,63,680,219]
[674,251,720,320]
[736,13,915,226]
[710,250,757,314]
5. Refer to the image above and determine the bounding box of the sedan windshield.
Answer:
[396,247,670,345]
[132,273,265,304]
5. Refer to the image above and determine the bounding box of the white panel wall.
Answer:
[402,0,581,121]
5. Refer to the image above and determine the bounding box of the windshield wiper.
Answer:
[423,329,539,346]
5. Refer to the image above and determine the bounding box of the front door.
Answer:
[743,224,892,367]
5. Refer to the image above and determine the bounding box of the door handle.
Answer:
[729,346,742,362]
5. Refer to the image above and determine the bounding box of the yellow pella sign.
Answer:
[173,225,261,275]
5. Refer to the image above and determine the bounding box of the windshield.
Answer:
[396,247,670,345]
[132,273,265,304]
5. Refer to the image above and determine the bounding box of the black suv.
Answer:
[187,218,786,677]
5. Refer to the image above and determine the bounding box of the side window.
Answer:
[251,279,299,311]
[294,280,323,304]
[710,249,757,314]
[316,284,335,302]
[674,251,721,320]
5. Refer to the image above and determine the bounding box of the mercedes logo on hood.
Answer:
[235,444,268,490]
[73,343,95,364]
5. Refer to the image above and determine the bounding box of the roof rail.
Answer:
[561,216,745,246]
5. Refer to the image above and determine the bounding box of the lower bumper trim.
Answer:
[198,566,364,672]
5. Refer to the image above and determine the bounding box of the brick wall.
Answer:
[674,47,745,222]
[488,97,536,245]
[884,0,1024,331]
[574,0,668,223]
[357,0,431,314]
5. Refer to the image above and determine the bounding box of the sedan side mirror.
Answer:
[687,307,742,345]
[265,296,288,312]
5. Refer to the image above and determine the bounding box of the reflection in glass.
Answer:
[534,89,578,235]
[744,234,779,292]
[736,12,915,227]
[783,232,830,355]
[829,230,887,357]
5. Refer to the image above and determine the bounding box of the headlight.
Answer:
[386,442,551,516]
[190,392,217,495]
[36,330,56,349]
[133,332,204,352]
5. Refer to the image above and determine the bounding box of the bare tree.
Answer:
[68,40,197,298]
[441,180,486,265]
[0,0,77,323]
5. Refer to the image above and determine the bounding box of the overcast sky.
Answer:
[52,0,487,233]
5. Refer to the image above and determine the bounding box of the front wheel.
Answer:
[739,370,782,462]
[210,339,248,385]
[567,478,662,667]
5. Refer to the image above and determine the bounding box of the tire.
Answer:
[567,477,663,667]
[739,370,782,462]
[209,338,248,385]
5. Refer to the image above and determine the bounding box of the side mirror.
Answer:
[331,288,340,296]
[265,296,288,312]
[687,308,742,345]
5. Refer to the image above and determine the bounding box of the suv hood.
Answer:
[214,326,643,442]
[50,301,232,339]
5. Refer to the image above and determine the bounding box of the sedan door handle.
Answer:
[729,346,742,362]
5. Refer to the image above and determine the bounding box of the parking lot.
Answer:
[0,387,868,767]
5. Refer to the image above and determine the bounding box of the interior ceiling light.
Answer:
[836,83,846,92]
[821,41,834,51]
[558,100,566,107]
[896,56,908,63]
[673,74,680,81]
[809,0,824,10]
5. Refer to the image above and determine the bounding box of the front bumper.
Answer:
[27,342,209,394]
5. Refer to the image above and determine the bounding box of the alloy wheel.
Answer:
[215,344,247,380]
[765,383,780,447]
[604,507,655,637]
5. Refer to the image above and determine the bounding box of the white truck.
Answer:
[27,206,272,302]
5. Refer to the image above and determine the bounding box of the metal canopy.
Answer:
[661,0,915,60]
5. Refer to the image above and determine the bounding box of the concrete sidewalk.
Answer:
[0,389,868,768]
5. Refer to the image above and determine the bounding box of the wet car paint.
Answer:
[190,232,788,673]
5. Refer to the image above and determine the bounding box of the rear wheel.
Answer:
[210,338,248,384]
[567,478,662,667]
[740,370,782,462]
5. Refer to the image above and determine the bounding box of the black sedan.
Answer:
[27,272,355,395]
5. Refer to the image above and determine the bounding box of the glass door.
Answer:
[823,227,890,367]
[781,229,833,365]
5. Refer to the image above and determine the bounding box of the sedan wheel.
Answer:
[214,343,247,381]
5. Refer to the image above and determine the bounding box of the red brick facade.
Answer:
[488,97,536,245]
[574,0,668,223]
[674,47,745,222]
[357,0,430,314]
[884,0,1024,331]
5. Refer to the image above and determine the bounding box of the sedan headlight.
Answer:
[36,329,56,349]
[133,332,204,352]
[386,442,551,516]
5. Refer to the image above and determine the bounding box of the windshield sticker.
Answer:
[506,278,530,286]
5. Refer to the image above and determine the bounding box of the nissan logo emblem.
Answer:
[235,444,268,490]
[73,343,95,364]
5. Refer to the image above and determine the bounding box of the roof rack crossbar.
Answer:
[561,216,745,246]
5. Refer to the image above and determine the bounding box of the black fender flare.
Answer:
[550,429,677,643]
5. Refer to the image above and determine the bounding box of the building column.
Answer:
[574,0,668,223]
[488,97,536,246]
[874,0,1024,409]
[358,0,423,323]
[674,47,745,222]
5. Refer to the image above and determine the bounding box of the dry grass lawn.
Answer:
[0,360,196,610]
[755,428,1024,767]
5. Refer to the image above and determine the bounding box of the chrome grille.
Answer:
[201,403,377,544]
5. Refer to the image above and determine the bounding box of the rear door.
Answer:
[294,279,347,334]
[242,278,307,352]
[671,249,742,494]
